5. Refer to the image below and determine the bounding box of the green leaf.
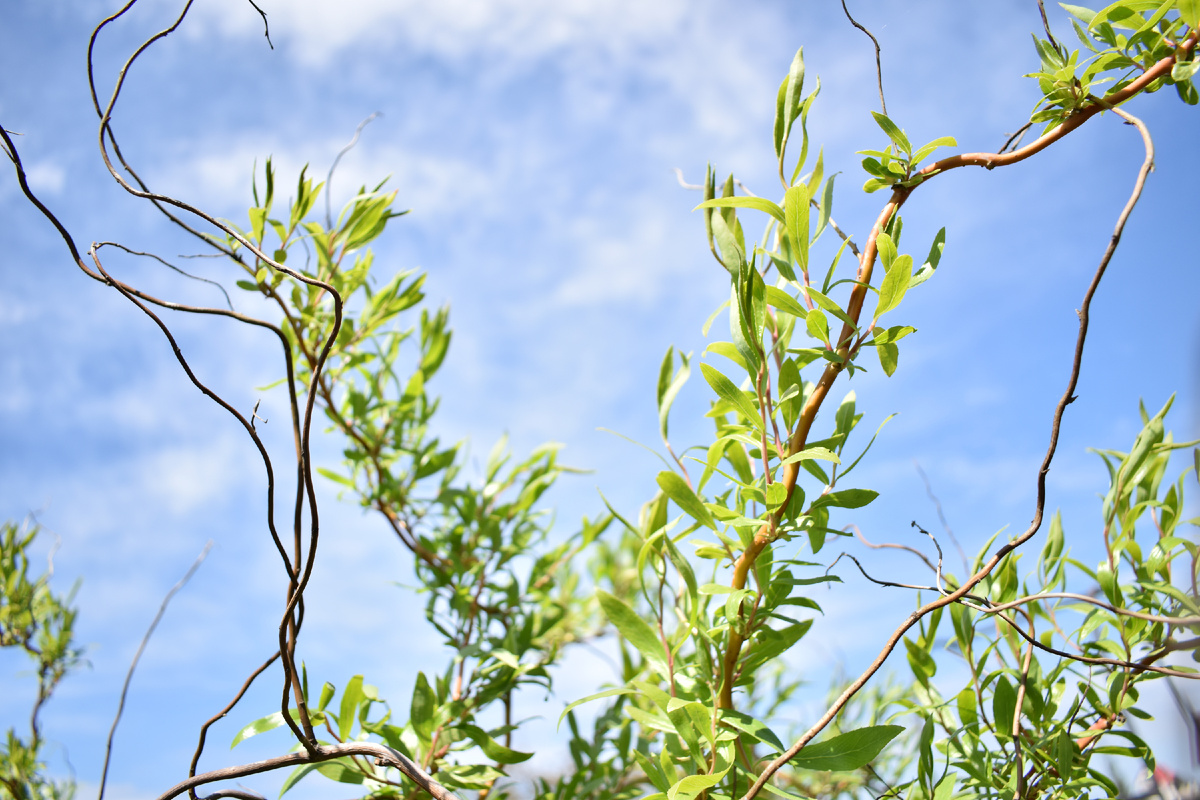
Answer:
[711,212,745,273]
[558,687,636,727]
[279,763,322,796]
[785,184,810,276]
[778,447,841,467]
[668,766,731,800]
[657,347,691,442]
[1055,728,1076,782]
[1180,0,1200,27]
[317,682,336,712]
[909,227,946,288]
[875,232,897,271]
[877,342,899,376]
[338,674,364,740]
[696,196,785,225]
[875,254,913,320]
[816,173,836,241]
[811,489,878,509]
[1087,0,1164,31]
[910,136,958,167]
[411,672,436,741]
[993,674,1017,737]
[231,711,288,747]
[458,724,534,764]
[774,48,806,163]
[805,308,829,344]
[597,590,669,677]
[764,286,809,319]
[658,471,717,530]
[720,709,786,753]
[316,467,356,489]
[871,111,912,155]
[1060,3,1098,25]
[700,363,763,431]
[315,759,365,785]
[790,725,904,771]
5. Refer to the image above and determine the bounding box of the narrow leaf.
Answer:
[790,725,904,771]
[597,590,669,677]
[696,196,785,225]
[458,724,534,764]
[657,471,716,530]
[700,363,763,431]
[871,112,912,155]
[785,184,810,276]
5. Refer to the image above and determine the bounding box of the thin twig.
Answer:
[1036,0,1060,52]
[998,122,1033,154]
[94,241,234,310]
[244,0,273,49]
[848,524,937,574]
[188,651,281,800]
[325,112,382,229]
[840,0,887,116]
[99,541,213,800]
[985,592,1200,626]
[913,462,967,573]
[911,522,946,596]
[674,167,703,190]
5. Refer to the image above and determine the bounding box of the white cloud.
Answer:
[24,160,66,195]
[194,0,692,68]
[140,435,252,515]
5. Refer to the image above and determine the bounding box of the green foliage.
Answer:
[5,2,1199,799]
[1,521,81,800]
[224,10,1198,791]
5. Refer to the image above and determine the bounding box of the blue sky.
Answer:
[2,2,1198,798]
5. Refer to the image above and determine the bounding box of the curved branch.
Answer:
[740,95,1158,800]
[985,592,1200,627]
[918,31,1194,178]
[188,652,281,800]
[840,0,886,115]
[156,742,462,800]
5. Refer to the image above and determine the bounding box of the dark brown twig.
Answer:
[244,0,273,49]
[840,0,886,116]
[94,241,234,310]
[913,462,968,573]
[99,542,213,800]
[1036,0,1060,52]
[188,652,281,800]
[848,524,937,574]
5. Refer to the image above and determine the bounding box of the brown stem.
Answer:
[739,91,1158,800]
[719,193,905,709]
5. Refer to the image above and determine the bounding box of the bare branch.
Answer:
[94,241,234,310]
[244,0,273,49]
[850,523,938,574]
[913,462,967,573]
[157,742,462,800]
[100,542,213,800]
[188,652,281,800]
[325,112,382,229]
[840,0,886,116]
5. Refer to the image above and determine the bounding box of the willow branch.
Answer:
[740,95,1158,800]
[156,742,461,800]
